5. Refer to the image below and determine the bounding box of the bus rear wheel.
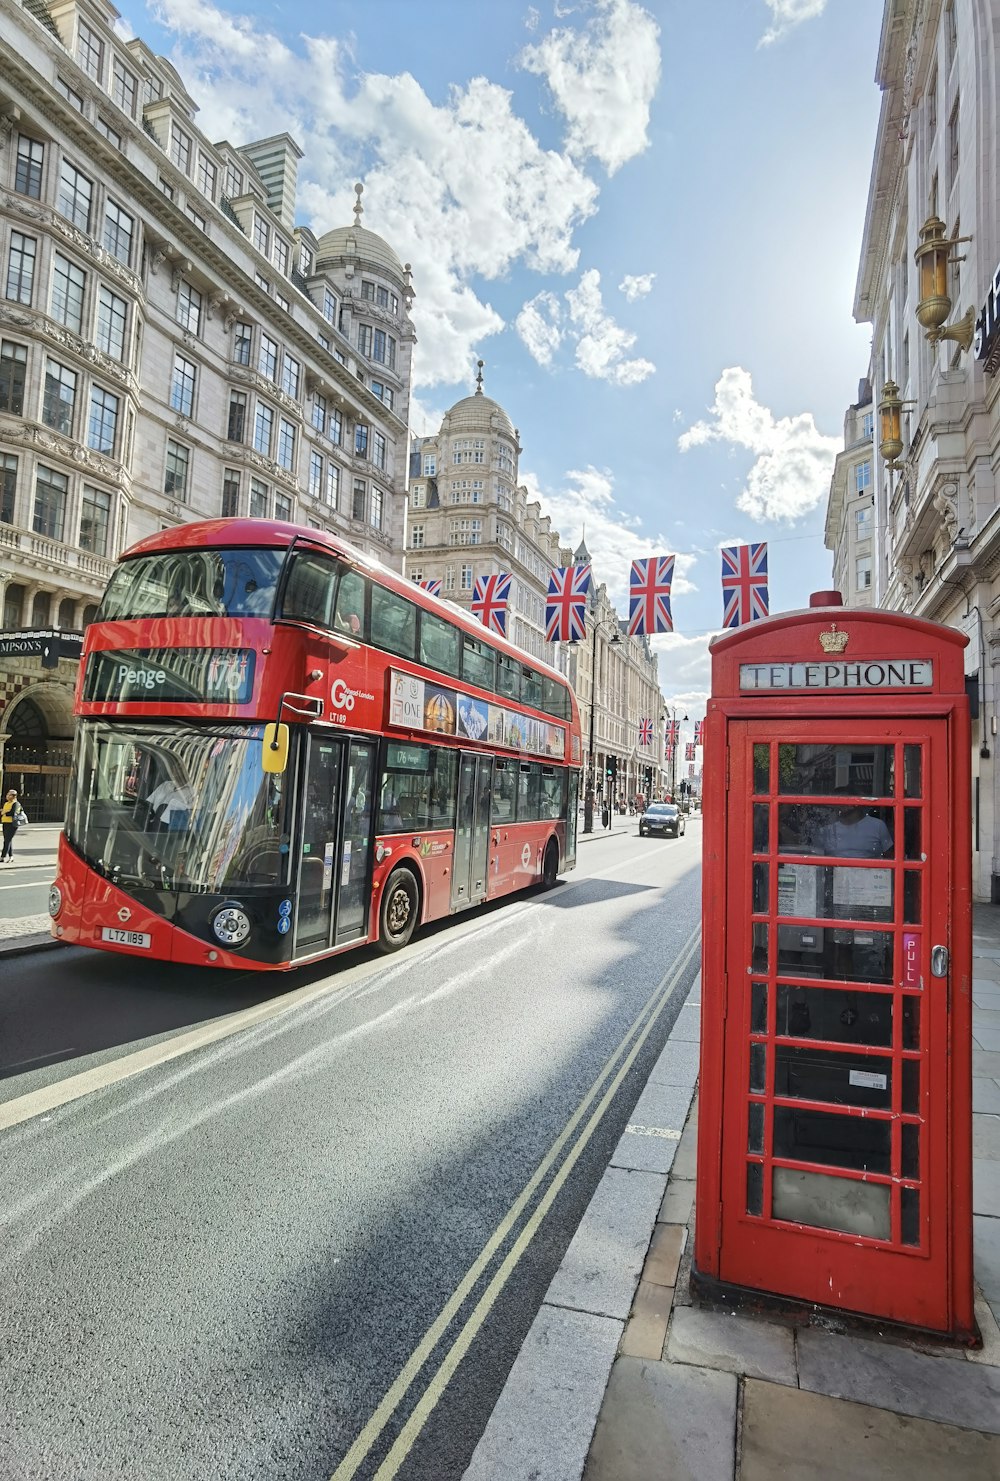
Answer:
[541,839,560,890]
[378,867,419,952]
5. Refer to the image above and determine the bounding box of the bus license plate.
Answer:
[101,927,151,949]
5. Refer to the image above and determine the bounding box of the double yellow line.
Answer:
[332,923,702,1481]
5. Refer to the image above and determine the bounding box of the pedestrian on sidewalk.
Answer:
[1,789,27,862]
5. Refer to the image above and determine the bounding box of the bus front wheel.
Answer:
[541,839,560,890]
[378,867,419,952]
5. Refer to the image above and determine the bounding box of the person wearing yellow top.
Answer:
[1,788,27,862]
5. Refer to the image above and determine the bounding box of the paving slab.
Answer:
[973,1048,1000,1079]
[666,1305,797,1386]
[658,1176,695,1226]
[610,1126,678,1175]
[796,1327,1000,1434]
[545,1166,666,1320]
[968,1289,1000,1366]
[670,1123,698,1181]
[619,1279,672,1360]
[669,1003,701,1042]
[643,1223,686,1287]
[628,1078,695,1137]
[464,1304,623,1481]
[975,1025,1000,1053]
[975,1157,1000,1216]
[741,1377,1000,1481]
[973,1077,1000,1114]
[646,1038,700,1089]
[974,1114,1000,1159]
[582,1357,736,1481]
[975,1213,1000,1302]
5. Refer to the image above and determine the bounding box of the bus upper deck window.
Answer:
[281,553,337,627]
[334,569,367,639]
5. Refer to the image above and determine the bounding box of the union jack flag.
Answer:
[638,717,653,747]
[471,572,512,635]
[685,743,696,761]
[545,563,592,643]
[665,743,675,763]
[666,718,680,745]
[721,542,769,628]
[694,719,704,746]
[418,578,442,597]
[628,555,675,637]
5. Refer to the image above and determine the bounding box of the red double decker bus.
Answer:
[49,520,582,969]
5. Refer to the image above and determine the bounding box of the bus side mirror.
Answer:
[262,722,289,774]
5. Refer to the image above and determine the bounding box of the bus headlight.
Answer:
[48,884,63,918]
[211,903,252,947]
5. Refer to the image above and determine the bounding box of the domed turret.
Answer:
[443,360,516,441]
[315,183,406,281]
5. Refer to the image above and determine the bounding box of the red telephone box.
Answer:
[694,595,976,1342]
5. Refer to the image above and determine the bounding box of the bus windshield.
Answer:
[97,549,283,620]
[65,720,291,891]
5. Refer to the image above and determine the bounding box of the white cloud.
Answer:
[151,0,602,390]
[515,271,655,384]
[759,0,827,47]
[519,0,661,174]
[619,273,655,301]
[514,292,564,367]
[678,367,839,523]
[566,270,656,384]
[519,465,695,614]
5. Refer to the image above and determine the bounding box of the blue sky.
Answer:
[117,0,881,716]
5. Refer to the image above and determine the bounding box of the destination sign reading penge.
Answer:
[739,659,934,691]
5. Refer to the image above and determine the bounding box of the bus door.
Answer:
[294,733,375,956]
[452,753,493,912]
[337,740,376,945]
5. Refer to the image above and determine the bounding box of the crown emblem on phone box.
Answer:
[818,624,849,654]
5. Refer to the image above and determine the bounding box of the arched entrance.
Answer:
[0,681,76,823]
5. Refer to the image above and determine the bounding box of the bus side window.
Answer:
[496,654,520,702]
[518,763,541,823]
[370,585,417,659]
[281,553,338,627]
[334,568,368,638]
[492,759,515,822]
[522,667,542,710]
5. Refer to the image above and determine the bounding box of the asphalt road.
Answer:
[0,823,702,1481]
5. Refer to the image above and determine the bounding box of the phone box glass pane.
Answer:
[773,1105,891,1174]
[776,985,892,1046]
[772,1167,890,1240]
[775,1045,892,1109]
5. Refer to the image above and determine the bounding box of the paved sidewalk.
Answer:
[0,823,62,953]
[466,906,1000,1480]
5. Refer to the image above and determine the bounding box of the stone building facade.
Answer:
[846,0,1000,899]
[0,0,415,817]
[405,376,667,804]
[824,379,876,607]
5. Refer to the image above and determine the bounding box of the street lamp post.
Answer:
[583,609,620,834]
[668,705,688,802]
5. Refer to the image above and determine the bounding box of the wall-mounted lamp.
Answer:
[914,215,975,351]
[877,380,916,469]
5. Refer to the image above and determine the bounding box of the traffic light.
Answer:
[606,755,617,784]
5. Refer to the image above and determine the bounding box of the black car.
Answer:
[639,802,685,838]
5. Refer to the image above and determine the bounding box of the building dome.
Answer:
[315,223,404,278]
[444,361,516,441]
[446,393,516,441]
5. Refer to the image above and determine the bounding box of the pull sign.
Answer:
[902,931,921,989]
[931,944,950,978]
